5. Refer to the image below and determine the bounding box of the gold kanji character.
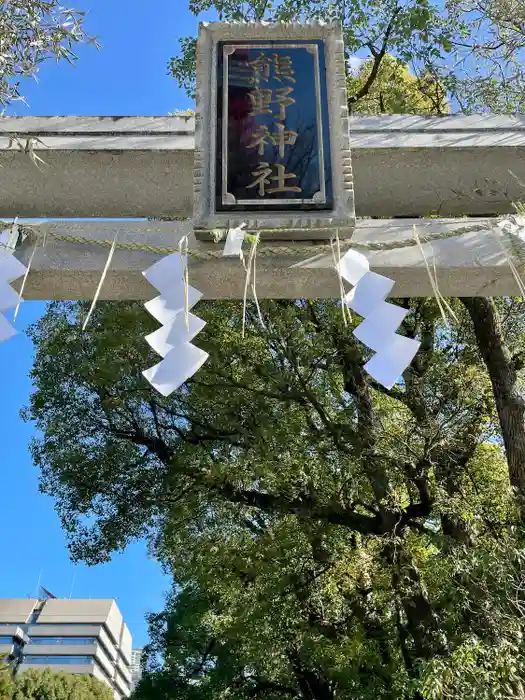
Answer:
[274,86,296,120]
[248,88,273,116]
[248,52,296,84]
[248,86,296,119]
[247,124,298,157]
[247,126,275,156]
[271,53,295,83]
[267,164,302,194]
[247,162,273,197]
[273,122,298,158]
[248,52,272,83]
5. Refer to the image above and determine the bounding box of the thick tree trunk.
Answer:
[390,547,447,660]
[288,653,335,700]
[441,513,472,544]
[297,671,334,700]
[440,470,473,546]
[461,298,525,509]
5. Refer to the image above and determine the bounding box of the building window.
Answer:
[0,637,13,644]
[29,637,97,646]
[23,655,94,665]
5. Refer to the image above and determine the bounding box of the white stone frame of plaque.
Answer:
[194,21,355,240]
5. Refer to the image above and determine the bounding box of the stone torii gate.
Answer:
[1,114,525,302]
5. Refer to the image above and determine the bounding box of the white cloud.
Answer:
[348,56,366,75]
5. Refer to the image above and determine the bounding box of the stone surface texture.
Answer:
[193,22,355,239]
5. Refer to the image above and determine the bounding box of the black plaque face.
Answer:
[216,40,333,213]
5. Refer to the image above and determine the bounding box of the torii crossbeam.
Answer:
[1,115,525,300]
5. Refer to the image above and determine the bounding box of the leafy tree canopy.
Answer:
[348,54,449,115]
[169,0,525,113]
[0,667,112,700]
[22,2,525,699]
[0,666,14,700]
[25,295,525,700]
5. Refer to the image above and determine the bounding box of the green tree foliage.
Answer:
[21,3,525,699]
[0,667,112,700]
[444,0,525,112]
[25,297,525,699]
[348,54,449,115]
[169,0,525,113]
[0,0,100,108]
[170,0,454,104]
[0,665,15,700]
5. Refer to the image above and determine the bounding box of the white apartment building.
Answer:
[0,598,132,699]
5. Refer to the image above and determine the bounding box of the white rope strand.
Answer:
[82,232,118,331]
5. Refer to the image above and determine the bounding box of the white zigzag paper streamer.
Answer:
[337,249,420,389]
[0,228,27,343]
[142,252,208,397]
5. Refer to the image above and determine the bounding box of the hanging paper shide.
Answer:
[142,252,208,397]
[337,249,420,389]
[223,223,247,260]
[0,228,27,343]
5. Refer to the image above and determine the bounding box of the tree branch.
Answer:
[348,5,402,104]
[187,639,216,680]
[216,483,432,536]
[247,679,300,697]
[460,297,525,509]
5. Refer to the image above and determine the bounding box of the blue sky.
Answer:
[8,0,203,115]
[0,0,219,648]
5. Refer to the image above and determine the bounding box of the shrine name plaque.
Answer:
[194,22,355,240]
